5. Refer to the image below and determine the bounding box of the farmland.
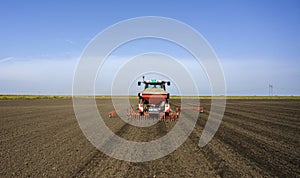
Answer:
[0,97,299,177]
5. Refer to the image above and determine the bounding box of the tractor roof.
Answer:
[144,79,166,84]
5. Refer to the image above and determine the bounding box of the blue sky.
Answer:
[1,0,300,95]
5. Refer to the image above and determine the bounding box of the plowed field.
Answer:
[1,99,299,177]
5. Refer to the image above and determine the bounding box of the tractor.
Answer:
[137,76,171,118]
[108,76,203,121]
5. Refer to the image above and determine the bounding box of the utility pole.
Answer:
[269,84,273,96]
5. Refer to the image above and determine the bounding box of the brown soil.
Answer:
[0,98,299,177]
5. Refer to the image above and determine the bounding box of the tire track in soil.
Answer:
[225,100,300,123]
[75,120,170,177]
[217,120,300,177]
[73,122,131,177]
[173,100,298,177]
[198,108,300,177]
[121,121,169,178]
[224,110,299,148]
[201,115,260,176]
[225,104,300,127]
[0,99,96,177]
[75,112,219,177]
[176,107,265,178]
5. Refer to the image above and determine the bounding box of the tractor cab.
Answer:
[139,79,170,91]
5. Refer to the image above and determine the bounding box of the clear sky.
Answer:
[0,0,299,95]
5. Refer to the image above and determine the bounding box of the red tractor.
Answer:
[108,76,203,121]
[137,76,171,118]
